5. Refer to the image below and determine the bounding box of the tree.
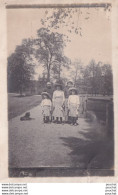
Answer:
[51,55,70,81]
[34,28,70,82]
[8,39,35,95]
[101,64,113,95]
[41,4,111,37]
[81,60,113,95]
[83,60,102,95]
[70,59,83,85]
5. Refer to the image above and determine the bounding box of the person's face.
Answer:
[43,95,47,99]
[47,84,51,89]
[68,83,73,88]
[56,86,61,91]
[72,90,76,95]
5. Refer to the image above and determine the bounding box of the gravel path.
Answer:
[9,104,92,168]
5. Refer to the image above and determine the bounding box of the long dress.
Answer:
[68,95,80,117]
[64,87,70,121]
[52,90,65,119]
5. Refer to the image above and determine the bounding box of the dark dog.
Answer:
[20,112,31,121]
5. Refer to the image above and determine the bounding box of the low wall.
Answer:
[86,97,114,137]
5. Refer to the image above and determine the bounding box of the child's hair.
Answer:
[69,89,78,95]
[41,92,50,99]
[42,92,52,101]
[42,94,48,99]
[55,85,62,90]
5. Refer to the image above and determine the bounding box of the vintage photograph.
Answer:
[7,4,114,177]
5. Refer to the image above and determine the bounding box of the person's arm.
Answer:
[41,100,44,114]
[64,88,67,98]
[67,96,70,109]
[77,96,80,110]
[62,91,65,105]
[41,100,43,107]
[49,100,52,112]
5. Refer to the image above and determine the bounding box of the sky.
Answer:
[7,7,112,80]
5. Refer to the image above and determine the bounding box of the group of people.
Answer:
[41,81,80,126]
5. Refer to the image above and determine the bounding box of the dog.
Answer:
[20,112,31,121]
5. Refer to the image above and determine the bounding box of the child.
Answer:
[52,83,65,124]
[41,92,52,123]
[64,81,74,123]
[68,87,80,125]
[64,81,74,98]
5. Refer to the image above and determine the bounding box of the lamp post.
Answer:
[101,72,105,96]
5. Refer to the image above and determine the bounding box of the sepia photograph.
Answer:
[7,4,114,177]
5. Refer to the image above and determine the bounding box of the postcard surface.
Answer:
[0,0,118,182]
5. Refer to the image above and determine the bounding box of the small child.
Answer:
[68,87,80,125]
[41,92,52,123]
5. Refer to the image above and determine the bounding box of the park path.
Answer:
[9,103,99,168]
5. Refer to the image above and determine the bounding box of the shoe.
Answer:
[74,123,79,126]
[57,121,61,124]
[53,120,56,123]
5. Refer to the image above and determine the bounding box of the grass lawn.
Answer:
[8,93,42,120]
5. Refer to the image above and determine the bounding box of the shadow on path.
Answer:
[60,122,114,176]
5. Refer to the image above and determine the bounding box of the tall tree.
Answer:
[34,28,70,82]
[101,64,113,95]
[8,39,35,95]
[83,59,101,95]
[70,59,83,85]
[83,61,113,95]
[51,55,70,80]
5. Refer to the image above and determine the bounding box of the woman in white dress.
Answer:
[52,83,65,124]
[68,87,80,125]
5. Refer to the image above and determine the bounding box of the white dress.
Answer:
[52,90,65,118]
[68,95,80,117]
[41,99,52,117]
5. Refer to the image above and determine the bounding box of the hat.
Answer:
[69,87,78,92]
[47,82,51,86]
[41,92,50,98]
[54,82,62,87]
[67,81,73,85]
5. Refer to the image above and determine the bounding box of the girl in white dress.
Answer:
[64,81,74,123]
[41,92,52,123]
[52,83,65,124]
[68,88,80,125]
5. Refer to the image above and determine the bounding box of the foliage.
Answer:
[33,28,70,81]
[70,59,83,85]
[41,4,111,37]
[101,64,113,95]
[8,39,35,95]
[74,60,113,95]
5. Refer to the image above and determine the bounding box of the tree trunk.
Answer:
[58,65,61,80]
[47,68,50,82]
[74,70,78,86]
[19,85,23,96]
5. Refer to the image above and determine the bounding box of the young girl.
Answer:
[68,87,80,125]
[64,81,74,123]
[52,83,65,124]
[41,92,52,123]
